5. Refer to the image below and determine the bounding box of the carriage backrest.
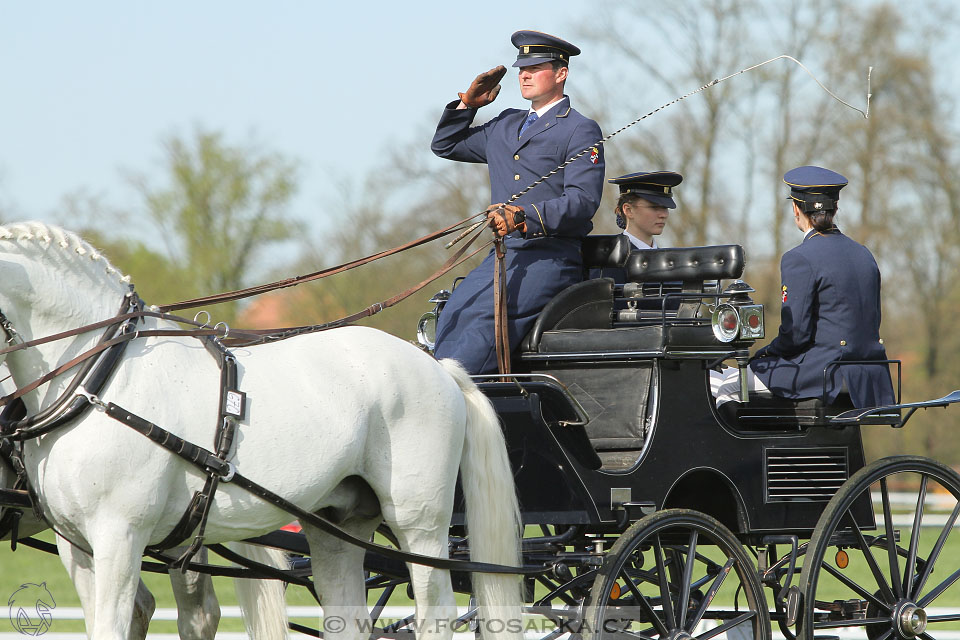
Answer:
[581,234,631,270]
[625,245,745,318]
[625,245,744,283]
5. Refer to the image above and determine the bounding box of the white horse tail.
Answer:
[440,359,524,640]
[231,542,289,640]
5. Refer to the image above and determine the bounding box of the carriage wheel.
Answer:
[797,455,960,640]
[584,509,771,640]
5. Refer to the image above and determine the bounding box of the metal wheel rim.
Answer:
[798,455,960,640]
[584,508,771,640]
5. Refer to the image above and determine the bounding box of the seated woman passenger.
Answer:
[592,171,682,282]
[714,165,895,408]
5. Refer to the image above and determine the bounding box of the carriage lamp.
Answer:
[416,290,452,351]
[737,305,765,340]
[712,304,741,342]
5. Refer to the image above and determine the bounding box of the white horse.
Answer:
[1,365,269,640]
[0,222,522,640]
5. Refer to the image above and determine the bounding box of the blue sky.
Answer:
[1,1,591,235]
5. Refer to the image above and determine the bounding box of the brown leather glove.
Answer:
[487,204,526,237]
[459,65,507,108]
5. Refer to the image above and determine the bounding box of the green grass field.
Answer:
[1,523,957,636]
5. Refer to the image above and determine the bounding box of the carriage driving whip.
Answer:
[444,55,872,250]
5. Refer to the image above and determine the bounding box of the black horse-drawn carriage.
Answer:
[406,235,960,639]
[2,234,958,639]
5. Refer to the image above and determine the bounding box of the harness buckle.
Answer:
[76,387,106,412]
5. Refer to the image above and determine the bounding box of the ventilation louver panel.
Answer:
[766,448,848,502]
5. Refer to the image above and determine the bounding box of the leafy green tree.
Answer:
[133,128,301,322]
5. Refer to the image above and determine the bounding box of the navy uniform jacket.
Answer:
[749,228,895,407]
[431,96,605,373]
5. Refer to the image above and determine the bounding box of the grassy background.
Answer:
[1,524,957,636]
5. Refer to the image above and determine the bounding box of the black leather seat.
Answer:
[519,279,614,353]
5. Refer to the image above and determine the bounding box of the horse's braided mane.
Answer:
[0,221,131,287]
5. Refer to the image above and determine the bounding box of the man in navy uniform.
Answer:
[714,165,895,408]
[430,30,605,374]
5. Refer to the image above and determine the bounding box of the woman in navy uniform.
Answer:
[592,171,682,283]
[612,171,682,250]
[715,165,895,408]
[430,30,605,374]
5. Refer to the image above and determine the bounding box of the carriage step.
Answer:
[814,636,840,640]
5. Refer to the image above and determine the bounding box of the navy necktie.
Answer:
[520,111,539,136]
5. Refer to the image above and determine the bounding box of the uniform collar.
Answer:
[804,225,841,241]
[529,95,566,118]
[624,230,657,250]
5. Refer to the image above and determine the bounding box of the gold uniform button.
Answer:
[840,340,847,346]
[514,154,520,160]
[879,338,884,344]
[514,174,520,180]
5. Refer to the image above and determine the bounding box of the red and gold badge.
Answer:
[782,285,788,302]
[589,147,599,164]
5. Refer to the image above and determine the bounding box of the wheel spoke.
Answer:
[687,556,735,630]
[821,562,893,612]
[929,612,960,622]
[871,630,894,640]
[903,475,927,597]
[914,499,960,598]
[370,583,396,622]
[653,534,677,629]
[880,478,903,599]
[918,564,960,608]
[620,564,671,638]
[845,510,897,603]
[676,530,698,630]
[694,612,755,640]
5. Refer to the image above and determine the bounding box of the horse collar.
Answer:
[1,289,144,441]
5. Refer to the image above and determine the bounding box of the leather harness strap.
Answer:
[493,238,511,375]
[144,336,243,570]
[101,399,543,576]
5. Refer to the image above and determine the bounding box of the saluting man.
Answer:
[430,30,605,374]
[714,166,895,408]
